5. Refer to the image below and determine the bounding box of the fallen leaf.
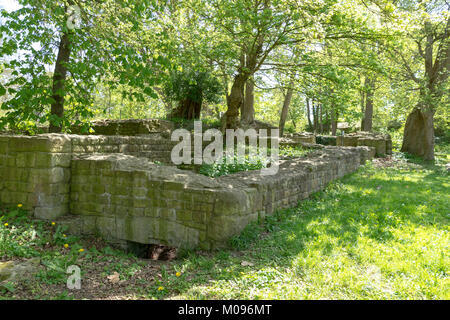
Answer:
[107,272,120,284]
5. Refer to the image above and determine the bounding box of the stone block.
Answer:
[34,205,68,220]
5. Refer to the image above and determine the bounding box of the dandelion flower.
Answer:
[51,222,56,226]
[175,272,181,277]
[64,244,69,248]
[4,223,8,227]
[157,286,164,291]
[79,248,84,253]
[17,204,23,208]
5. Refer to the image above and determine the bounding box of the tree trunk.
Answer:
[312,101,318,133]
[279,87,294,137]
[289,109,297,130]
[241,77,255,124]
[360,89,365,130]
[49,31,71,133]
[225,73,247,129]
[319,104,323,134]
[170,98,202,120]
[401,107,435,161]
[306,98,313,131]
[324,108,330,134]
[331,108,338,136]
[362,77,375,132]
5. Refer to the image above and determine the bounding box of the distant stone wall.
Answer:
[283,133,316,145]
[336,133,392,157]
[313,132,392,157]
[70,119,174,136]
[316,135,337,146]
[71,135,177,164]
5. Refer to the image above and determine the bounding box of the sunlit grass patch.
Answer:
[174,161,449,300]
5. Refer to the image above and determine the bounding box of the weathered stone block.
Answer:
[34,205,68,220]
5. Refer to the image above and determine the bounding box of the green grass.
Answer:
[171,159,449,299]
[1,155,449,299]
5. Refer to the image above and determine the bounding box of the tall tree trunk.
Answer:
[319,104,323,134]
[306,98,313,131]
[289,109,297,130]
[279,87,294,137]
[331,108,338,136]
[170,98,202,120]
[324,108,330,134]
[49,31,71,133]
[362,77,375,132]
[360,89,365,130]
[224,73,247,129]
[241,77,255,124]
[312,101,318,133]
[401,107,435,161]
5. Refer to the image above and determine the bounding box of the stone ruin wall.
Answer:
[0,120,377,249]
[62,146,372,249]
[0,135,72,219]
[0,133,375,249]
[316,133,392,157]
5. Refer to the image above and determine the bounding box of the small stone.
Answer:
[0,258,40,286]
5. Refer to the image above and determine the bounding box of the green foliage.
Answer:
[0,0,168,131]
[163,68,223,105]
[278,146,309,159]
[198,146,310,177]
[199,152,270,177]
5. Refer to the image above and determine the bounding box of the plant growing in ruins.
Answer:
[163,68,223,120]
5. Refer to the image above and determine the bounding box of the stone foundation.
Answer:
[0,132,375,249]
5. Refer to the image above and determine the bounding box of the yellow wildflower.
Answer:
[157,286,164,291]
[51,222,56,226]
[17,204,23,208]
[64,244,69,248]
[175,272,181,277]
[4,223,8,227]
[79,248,84,253]
[63,234,67,238]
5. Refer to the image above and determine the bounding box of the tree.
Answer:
[164,68,223,120]
[0,0,165,132]
[241,76,255,125]
[387,0,450,160]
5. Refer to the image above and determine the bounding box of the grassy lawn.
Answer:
[1,154,449,300]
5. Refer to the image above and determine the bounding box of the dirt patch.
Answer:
[148,245,177,261]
